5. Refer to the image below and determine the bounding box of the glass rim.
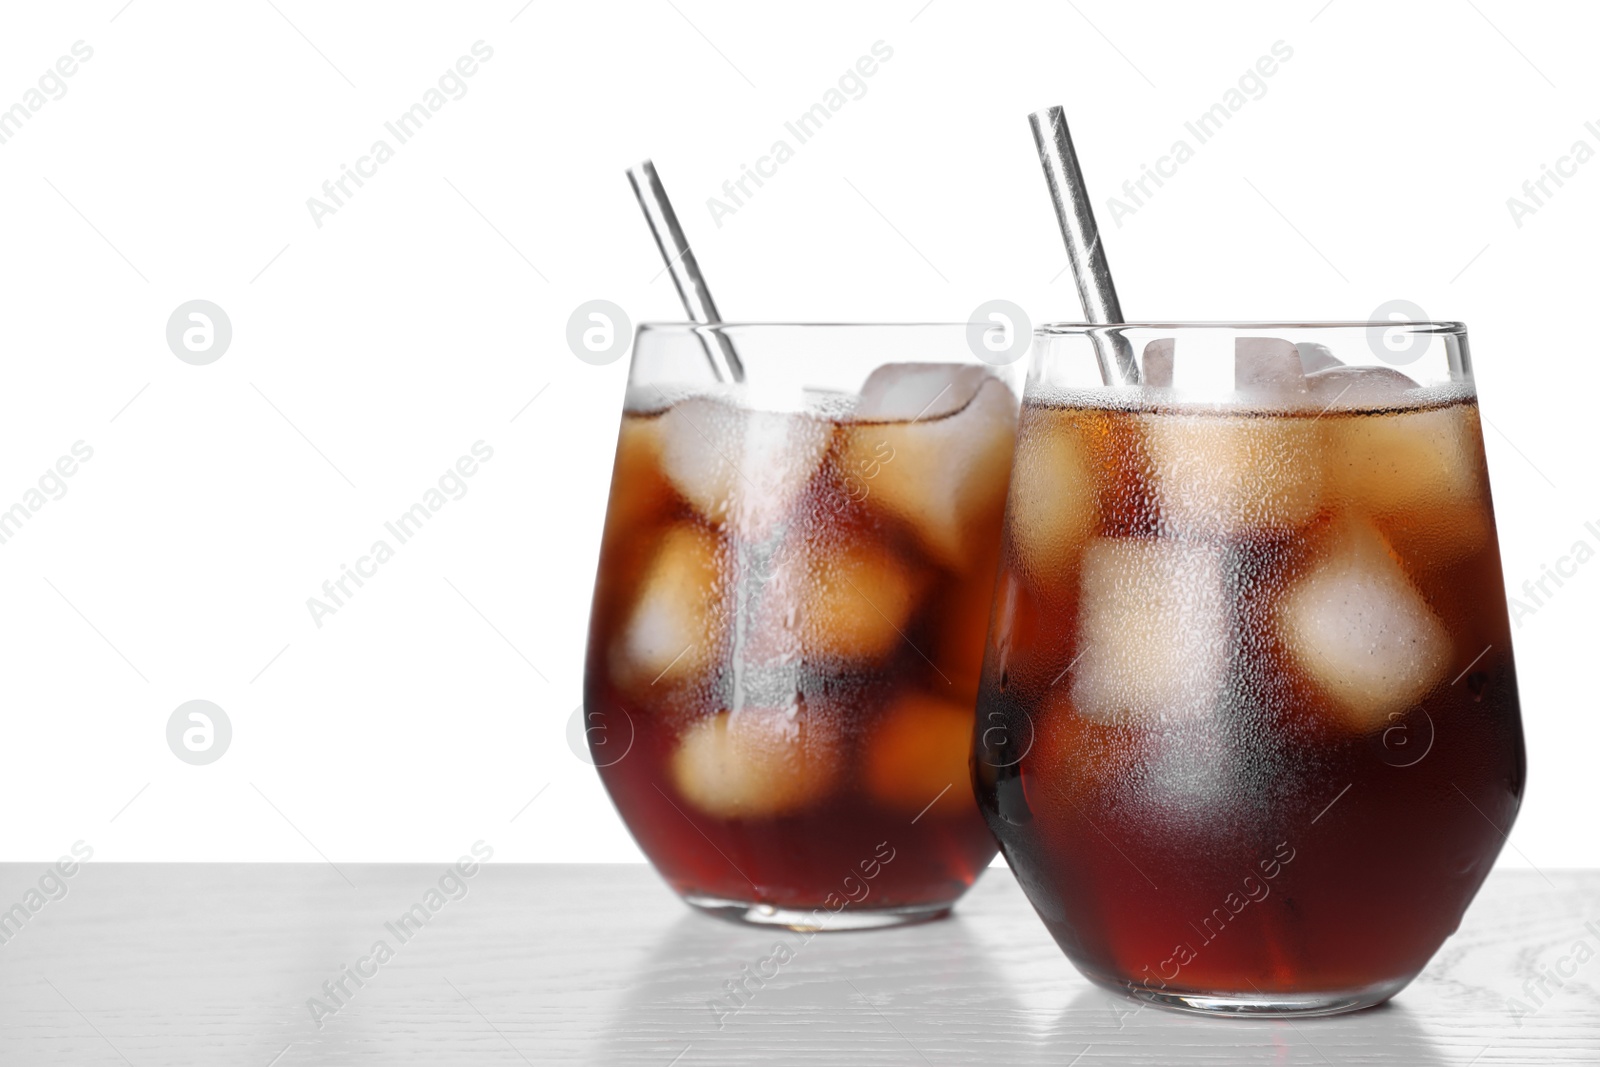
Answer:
[634,320,1468,330]
[636,321,981,332]
[1035,320,1467,334]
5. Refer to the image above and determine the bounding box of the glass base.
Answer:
[1092,974,1413,1018]
[683,893,952,932]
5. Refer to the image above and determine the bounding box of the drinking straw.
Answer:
[626,159,745,383]
[1027,107,1140,386]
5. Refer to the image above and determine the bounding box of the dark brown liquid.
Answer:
[585,386,1014,912]
[975,397,1525,995]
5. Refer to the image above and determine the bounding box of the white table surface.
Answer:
[0,863,1594,1065]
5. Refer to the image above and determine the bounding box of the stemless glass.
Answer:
[974,322,1525,1014]
[585,323,1023,929]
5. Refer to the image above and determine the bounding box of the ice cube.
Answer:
[1167,331,1235,396]
[1275,518,1452,730]
[842,372,1018,567]
[1330,400,1483,504]
[1235,337,1307,401]
[1141,339,1174,387]
[1305,365,1420,409]
[612,523,725,687]
[798,537,923,660]
[1006,409,1099,582]
[1070,537,1231,724]
[669,706,841,818]
[852,362,992,421]
[1296,341,1343,374]
[863,691,976,816]
[1129,723,1239,825]
[1140,411,1326,535]
[656,397,832,539]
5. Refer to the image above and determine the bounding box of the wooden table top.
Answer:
[0,863,1594,1064]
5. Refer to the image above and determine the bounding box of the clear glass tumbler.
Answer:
[974,322,1525,1014]
[585,323,1023,929]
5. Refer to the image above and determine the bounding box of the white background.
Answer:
[0,0,1593,869]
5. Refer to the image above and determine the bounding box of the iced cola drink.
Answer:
[975,324,1525,1014]
[586,324,1019,928]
